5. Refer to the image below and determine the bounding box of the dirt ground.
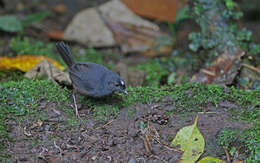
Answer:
[3,98,248,162]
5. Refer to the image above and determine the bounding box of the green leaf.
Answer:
[167,72,176,85]
[197,156,226,163]
[171,115,205,163]
[21,11,50,27]
[0,16,23,32]
[225,0,235,10]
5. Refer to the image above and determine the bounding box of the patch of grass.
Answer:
[217,125,260,162]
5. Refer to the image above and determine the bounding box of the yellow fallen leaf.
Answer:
[171,115,205,163]
[0,55,64,72]
[197,156,226,163]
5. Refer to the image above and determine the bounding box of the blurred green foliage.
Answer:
[21,11,50,27]
[0,12,49,33]
[10,36,65,64]
[0,16,23,32]
[135,59,169,87]
[189,0,249,54]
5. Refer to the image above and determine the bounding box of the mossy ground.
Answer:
[0,79,259,161]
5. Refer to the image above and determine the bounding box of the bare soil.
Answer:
[4,99,248,162]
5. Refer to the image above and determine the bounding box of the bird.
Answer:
[56,41,127,118]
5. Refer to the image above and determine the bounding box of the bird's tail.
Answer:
[56,41,75,67]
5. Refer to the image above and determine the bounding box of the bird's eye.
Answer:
[115,80,125,88]
[120,80,125,86]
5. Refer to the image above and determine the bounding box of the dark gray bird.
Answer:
[56,41,127,117]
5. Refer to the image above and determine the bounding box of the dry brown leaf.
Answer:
[46,30,64,40]
[53,3,67,14]
[122,0,186,22]
[25,60,71,85]
[0,55,65,72]
[191,48,245,85]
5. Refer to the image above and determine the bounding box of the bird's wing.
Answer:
[69,62,107,96]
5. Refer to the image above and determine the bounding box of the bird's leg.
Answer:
[72,91,80,118]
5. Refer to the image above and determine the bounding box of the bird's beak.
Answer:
[123,90,128,95]
[118,89,128,95]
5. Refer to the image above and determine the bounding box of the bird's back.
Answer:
[69,62,113,97]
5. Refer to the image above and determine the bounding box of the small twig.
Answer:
[150,104,160,109]
[143,135,152,155]
[201,69,216,76]
[223,147,231,163]
[242,63,260,75]
[66,144,80,150]
[23,127,32,137]
[103,119,114,128]
[95,119,114,130]
[54,141,63,156]
[198,112,216,114]
[47,61,54,81]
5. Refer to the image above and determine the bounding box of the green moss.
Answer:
[1,79,258,124]
[0,79,69,139]
[0,70,25,82]
[217,128,240,148]
[217,125,260,162]
[81,82,259,121]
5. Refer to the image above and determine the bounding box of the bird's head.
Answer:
[107,73,127,95]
